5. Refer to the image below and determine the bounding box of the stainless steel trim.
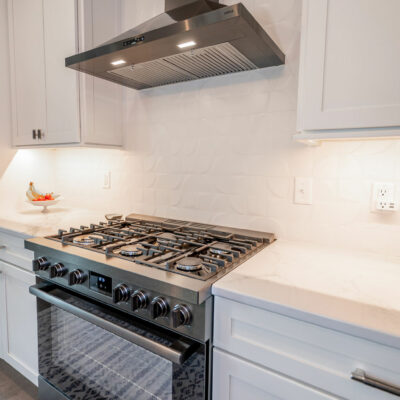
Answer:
[30,283,197,365]
[351,369,400,397]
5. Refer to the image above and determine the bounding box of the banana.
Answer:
[28,182,43,198]
[26,182,59,202]
[26,190,35,201]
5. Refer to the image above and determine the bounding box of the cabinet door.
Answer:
[78,0,123,147]
[0,261,38,385]
[213,349,337,400]
[8,0,47,146]
[42,0,80,145]
[297,0,400,133]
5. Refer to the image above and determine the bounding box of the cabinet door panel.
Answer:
[0,261,38,385]
[213,349,336,400]
[8,0,46,146]
[43,0,80,145]
[79,0,123,146]
[298,0,400,132]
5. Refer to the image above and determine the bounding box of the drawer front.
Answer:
[214,297,400,399]
[213,349,337,400]
[0,231,33,270]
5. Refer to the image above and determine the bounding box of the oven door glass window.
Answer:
[36,287,207,400]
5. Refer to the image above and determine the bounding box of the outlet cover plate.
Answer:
[372,182,397,211]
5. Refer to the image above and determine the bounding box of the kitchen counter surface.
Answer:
[0,206,107,238]
[213,239,400,346]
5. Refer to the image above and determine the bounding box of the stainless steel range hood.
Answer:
[66,0,285,90]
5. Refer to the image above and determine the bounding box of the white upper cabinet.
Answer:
[296,0,400,142]
[78,0,123,147]
[8,0,50,146]
[7,0,123,147]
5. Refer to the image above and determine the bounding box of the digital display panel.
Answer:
[89,272,112,295]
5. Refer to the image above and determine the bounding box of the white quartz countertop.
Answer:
[1,206,399,344]
[0,206,107,238]
[212,239,400,342]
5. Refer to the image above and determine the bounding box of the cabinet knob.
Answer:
[37,129,44,140]
[32,129,37,139]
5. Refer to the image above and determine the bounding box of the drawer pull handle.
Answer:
[351,369,400,397]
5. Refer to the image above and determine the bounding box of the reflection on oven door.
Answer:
[38,302,206,399]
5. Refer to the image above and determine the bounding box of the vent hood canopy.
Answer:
[66,0,285,90]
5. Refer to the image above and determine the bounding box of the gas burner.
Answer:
[176,257,204,272]
[157,232,177,246]
[118,244,144,257]
[209,242,232,255]
[46,214,271,280]
[72,234,104,246]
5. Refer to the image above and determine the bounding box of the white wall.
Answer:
[1,0,400,257]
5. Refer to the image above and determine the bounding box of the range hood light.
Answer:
[177,40,196,49]
[111,59,127,66]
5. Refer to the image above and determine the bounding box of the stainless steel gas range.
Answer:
[25,213,274,400]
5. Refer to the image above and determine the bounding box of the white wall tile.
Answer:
[1,0,400,257]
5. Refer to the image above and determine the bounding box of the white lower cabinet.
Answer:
[213,296,400,399]
[213,349,335,400]
[0,260,38,385]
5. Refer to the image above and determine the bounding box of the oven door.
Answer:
[30,283,208,400]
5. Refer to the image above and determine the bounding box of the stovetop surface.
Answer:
[45,214,272,281]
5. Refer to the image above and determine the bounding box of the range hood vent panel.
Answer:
[66,2,285,90]
[108,42,257,89]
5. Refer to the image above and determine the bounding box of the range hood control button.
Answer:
[172,305,192,328]
[33,257,51,271]
[150,297,169,319]
[113,284,131,303]
[68,269,87,286]
[50,263,68,278]
[132,290,148,311]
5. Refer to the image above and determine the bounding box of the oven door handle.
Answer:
[29,283,197,365]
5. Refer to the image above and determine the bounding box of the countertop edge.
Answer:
[212,285,400,350]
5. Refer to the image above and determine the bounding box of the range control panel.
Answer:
[31,255,211,341]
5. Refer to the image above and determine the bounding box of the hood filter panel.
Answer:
[108,42,257,89]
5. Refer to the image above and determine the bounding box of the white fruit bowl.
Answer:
[26,197,62,212]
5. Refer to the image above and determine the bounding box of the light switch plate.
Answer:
[294,177,313,205]
[103,171,111,190]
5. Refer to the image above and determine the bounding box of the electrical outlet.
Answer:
[372,182,397,211]
[294,177,313,205]
[103,171,111,189]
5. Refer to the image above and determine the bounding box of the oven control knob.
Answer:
[113,284,131,303]
[172,305,192,328]
[150,297,169,319]
[33,257,51,271]
[50,263,68,278]
[68,269,87,285]
[132,290,148,311]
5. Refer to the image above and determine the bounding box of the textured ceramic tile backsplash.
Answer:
[2,0,400,257]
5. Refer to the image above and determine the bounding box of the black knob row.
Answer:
[112,285,191,326]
